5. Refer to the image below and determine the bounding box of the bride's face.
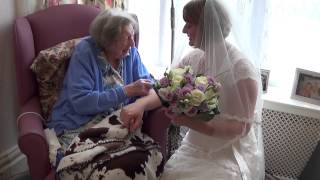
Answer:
[182,21,198,46]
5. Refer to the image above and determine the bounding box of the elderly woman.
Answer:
[47,9,163,179]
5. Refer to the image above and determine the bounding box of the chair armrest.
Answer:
[45,169,56,180]
[142,107,171,159]
[17,96,52,180]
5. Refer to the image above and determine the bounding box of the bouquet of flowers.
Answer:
[154,66,220,121]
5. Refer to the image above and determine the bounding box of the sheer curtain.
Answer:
[128,0,172,79]
[226,0,267,68]
[171,0,191,67]
[128,0,196,79]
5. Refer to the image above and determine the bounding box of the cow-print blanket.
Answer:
[56,111,164,180]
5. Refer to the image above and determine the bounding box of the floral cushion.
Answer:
[30,38,82,121]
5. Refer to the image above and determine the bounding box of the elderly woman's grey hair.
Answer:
[89,9,137,49]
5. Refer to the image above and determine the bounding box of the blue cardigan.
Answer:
[47,37,152,135]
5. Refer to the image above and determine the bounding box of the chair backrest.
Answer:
[13,4,100,107]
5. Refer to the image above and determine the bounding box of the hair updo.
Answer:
[183,0,232,39]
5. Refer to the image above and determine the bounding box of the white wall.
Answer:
[0,0,18,155]
[0,0,41,175]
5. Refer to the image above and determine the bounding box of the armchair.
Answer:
[13,4,170,180]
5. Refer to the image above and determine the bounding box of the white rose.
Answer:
[195,76,208,89]
[190,89,206,106]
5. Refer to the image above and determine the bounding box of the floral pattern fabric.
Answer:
[30,38,82,121]
[43,0,127,10]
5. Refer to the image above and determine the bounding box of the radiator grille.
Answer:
[262,108,320,179]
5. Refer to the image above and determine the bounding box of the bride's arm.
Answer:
[121,89,162,132]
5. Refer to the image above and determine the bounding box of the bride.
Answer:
[161,0,265,179]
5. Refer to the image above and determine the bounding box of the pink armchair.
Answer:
[13,4,170,180]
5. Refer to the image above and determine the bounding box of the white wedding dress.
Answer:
[161,45,264,180]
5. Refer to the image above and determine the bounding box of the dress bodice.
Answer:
[184,129,231,152]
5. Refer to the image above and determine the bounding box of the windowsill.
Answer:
[262,86,320,119]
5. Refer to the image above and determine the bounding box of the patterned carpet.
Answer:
[3,171,31,180]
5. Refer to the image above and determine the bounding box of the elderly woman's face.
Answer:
[182,21,198,46]
[109,24,135,59]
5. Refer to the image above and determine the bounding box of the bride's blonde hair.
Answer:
[183,0,232,47]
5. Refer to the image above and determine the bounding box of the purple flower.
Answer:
[198,102,209,112]
[207,76,215,86]
[160,77,170,88]
[169,103,181,114]
[184,84,194,89]
[196,85,206,92]
[184,107,198,117]
[184,73,194,84]
[166,92,174,101]
[214,82,222,91]
[178,86,192,98]
[156,67,220,121]
[158,88,173,101]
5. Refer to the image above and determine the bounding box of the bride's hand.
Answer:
[164,108,190,126]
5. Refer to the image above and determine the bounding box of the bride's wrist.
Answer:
[134,99,147,111]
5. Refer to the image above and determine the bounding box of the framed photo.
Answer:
[291,68,320,106]
[261,69,270,93]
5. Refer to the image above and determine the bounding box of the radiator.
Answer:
[262,108,320,180]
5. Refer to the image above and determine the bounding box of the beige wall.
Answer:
[0,0,41,155]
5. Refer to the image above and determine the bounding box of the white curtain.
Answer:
[127,0,195,78]
[225,0,267,68]
[171,0,191,67]
[128,0,172,79]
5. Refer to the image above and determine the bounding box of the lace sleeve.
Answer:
[219,113,250,122]
[173,49,205,73]
[233,59,259,83]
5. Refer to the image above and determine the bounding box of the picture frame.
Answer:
[261,69,270,93]
[291,68,320,106]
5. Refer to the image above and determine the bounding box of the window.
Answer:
[129,0,320,92]
[263,0,320,92]
[128,0,190,78]
[127,0,171,78]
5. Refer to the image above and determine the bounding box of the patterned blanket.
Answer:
[55,111,164,180]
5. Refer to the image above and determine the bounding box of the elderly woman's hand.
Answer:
[124,79,153,97]
[120,102,145,133]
